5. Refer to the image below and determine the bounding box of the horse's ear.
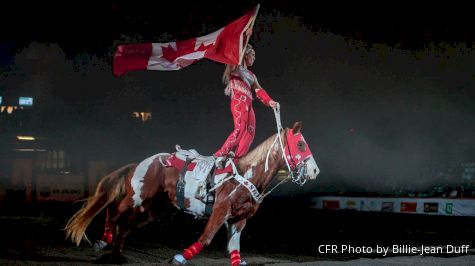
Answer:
[292,121,302,135]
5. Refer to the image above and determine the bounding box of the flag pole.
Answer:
[239,4,260,65]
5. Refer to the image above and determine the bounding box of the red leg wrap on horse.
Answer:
[183,241,203,260]
[230,250,241,266]
[101,222,113,244]
[103,230,113,244]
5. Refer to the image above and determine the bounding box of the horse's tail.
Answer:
[65,164,136,246]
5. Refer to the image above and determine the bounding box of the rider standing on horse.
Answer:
[214,40,278,168]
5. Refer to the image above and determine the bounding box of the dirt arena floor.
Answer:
[1,197,474,265]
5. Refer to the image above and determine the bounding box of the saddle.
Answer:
[174,145,215,164]
[168,145,234,217]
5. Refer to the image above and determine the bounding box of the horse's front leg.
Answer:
[172,203,230,265]
[226,220,247,266]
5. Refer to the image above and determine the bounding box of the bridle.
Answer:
[285,137,310,186]
[224,103,312,203]
[265,103,311,186]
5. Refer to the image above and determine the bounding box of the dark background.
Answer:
[2,1,474,193]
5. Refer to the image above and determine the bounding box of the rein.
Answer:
[257,104,306,202]
[222,103,306,203]
[265,103,304,185]
[265,103,292,173]
[257,104,300,202]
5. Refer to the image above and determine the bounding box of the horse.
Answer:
[65,121,320,265]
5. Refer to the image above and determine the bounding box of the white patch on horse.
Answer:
[227,223,241,252]
[306,156,320,180]
[243,166,253,180]
[131,153,167,207]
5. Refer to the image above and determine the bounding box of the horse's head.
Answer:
[284,121,320,185]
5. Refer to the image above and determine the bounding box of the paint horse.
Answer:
[65,121,319,265]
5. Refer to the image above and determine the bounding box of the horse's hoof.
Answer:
[240,259,248,265]
[94,253,128,264]
[170,254,187,265]
[93,240,109,252]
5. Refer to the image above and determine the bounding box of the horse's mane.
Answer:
[238,129,286,168]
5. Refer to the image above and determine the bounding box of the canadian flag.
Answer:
[113,5,259,77]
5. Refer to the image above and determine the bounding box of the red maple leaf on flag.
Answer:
[161,38,213,65]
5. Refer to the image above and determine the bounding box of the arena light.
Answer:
[17,136,36,141]
[12,148,46,152]
[1,106,19,114]
[132,111,152,123]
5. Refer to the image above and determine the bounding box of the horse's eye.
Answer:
[297,141,306,152]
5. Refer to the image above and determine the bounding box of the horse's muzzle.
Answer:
[304,156,319,180]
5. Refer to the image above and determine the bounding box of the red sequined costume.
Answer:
[214,65,273,159]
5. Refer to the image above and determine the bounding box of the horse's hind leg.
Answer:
[110,199,135,255]
[94,202,151,253]
[95,198,133,264]
[135,204,156,229]
[226,220,247,266]
[171,203,230,265]
[108,200,155,255]
[94,207,116,252]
